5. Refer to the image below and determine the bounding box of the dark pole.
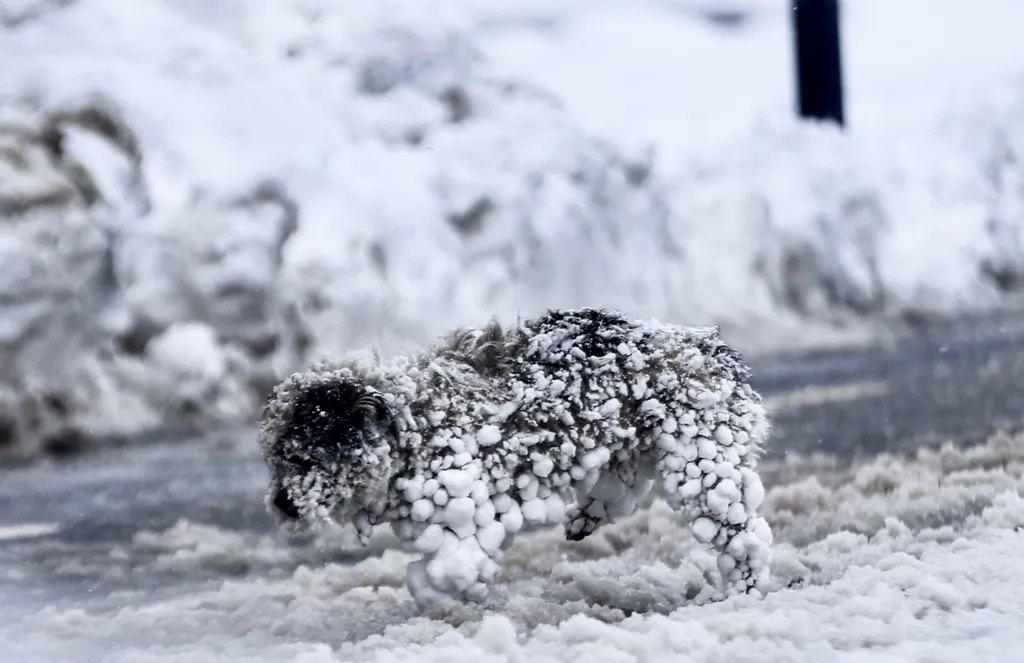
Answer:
[793,0,845,126]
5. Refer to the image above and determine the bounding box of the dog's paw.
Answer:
[406,559,448,612]
[563,502,602,541]
[564,529,589,542]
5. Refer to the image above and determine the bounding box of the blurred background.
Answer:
[1,0,1023,462]
[3,1,1024,659]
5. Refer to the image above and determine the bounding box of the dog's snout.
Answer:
[273,487,300,520]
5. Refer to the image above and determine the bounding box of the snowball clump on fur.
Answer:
[258,308,773,609]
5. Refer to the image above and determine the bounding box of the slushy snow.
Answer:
[2,0,1024,463]
[4,430,1024,662]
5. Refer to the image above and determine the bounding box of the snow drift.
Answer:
[5,430,1024,662]
[1,0,1024,462]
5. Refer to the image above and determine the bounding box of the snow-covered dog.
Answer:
[258,308,773,609]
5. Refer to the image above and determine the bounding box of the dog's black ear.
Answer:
[355,390,400,441]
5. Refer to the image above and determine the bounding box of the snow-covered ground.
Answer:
[2,0,1024,460]
[5,430,1024,662]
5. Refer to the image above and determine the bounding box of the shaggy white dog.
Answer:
[258,308,773,609]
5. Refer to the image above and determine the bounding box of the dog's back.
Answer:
[507,307,759,456]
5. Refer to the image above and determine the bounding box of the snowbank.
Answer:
[5,430,1024,662]
[1,0,1024,462]
[0,0,692,461]
[670,109,1024,328]
[479,0,1024,327]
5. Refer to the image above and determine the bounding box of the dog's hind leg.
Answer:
[656,439,772,598]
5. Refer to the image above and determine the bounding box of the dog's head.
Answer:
[259,370,399,531]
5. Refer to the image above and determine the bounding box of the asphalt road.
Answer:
[757,314,1024,459]
[3,315,1024,607]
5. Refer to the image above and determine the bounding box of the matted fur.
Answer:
[259,308,774,609]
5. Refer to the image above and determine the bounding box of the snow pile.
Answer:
[0,0,683,461]
[131,519,404,577]
[0,93,306,460]
[2,0,1024,463]
[479,0,1024,329]
[671,100,1024,329]
[5,431,1024,662]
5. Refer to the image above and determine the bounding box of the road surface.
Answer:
[2,315,1024,609]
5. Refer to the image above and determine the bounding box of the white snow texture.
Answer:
[6,430,1024,662]
[2,0,1024,461]
[259,309,772,608]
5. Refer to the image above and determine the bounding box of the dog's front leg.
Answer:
[405,521,505,609]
